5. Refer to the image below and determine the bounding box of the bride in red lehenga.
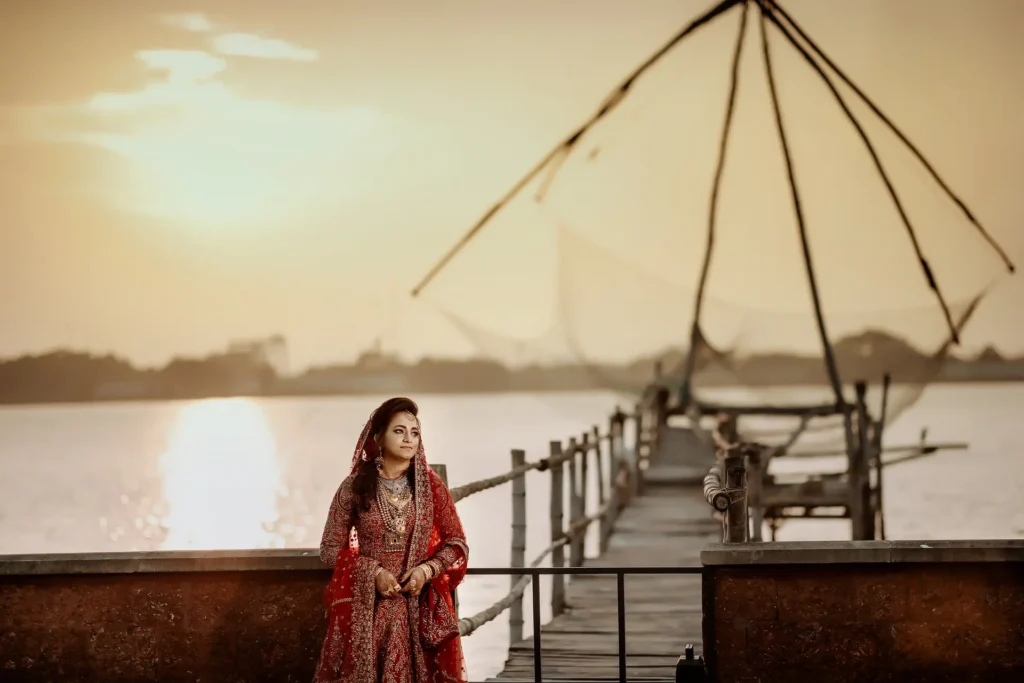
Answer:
[314,397,469,683]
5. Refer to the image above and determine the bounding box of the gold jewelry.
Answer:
[377,476,412,551]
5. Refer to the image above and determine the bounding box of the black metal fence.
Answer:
[464,566,704,683]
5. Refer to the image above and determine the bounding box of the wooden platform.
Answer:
[491,427,719,681]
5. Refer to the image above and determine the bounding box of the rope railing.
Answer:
[457,501,614,637]
[446,404,652,647]
[448,442,582,504]
[448,414,632,504]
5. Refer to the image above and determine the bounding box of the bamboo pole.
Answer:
[508,449,527,646]
[548,440,566,616]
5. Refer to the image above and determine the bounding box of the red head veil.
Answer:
[313,403,469,683]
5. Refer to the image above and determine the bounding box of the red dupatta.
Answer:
[313,409,469,683]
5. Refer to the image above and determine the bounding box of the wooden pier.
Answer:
[483,414,720,681]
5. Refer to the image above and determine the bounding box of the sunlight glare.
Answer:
[82,48,384,226]
[159,398,285,550]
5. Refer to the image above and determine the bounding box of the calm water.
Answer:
[1,386,1022,677]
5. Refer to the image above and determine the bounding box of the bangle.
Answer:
[374,566,384,577]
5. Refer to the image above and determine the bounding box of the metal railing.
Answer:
[464,566,704,683]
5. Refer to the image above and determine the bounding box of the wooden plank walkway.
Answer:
[492,426,719,681]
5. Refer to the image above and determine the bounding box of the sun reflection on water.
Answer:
[159,398,284,550]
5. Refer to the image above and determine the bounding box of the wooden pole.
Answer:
[852,381,872,540]
[432,464,458,616]
[509,449,527,647]
[567,437,583,567]
[593,425,606,553]
[579,431,590,558]
[873,373,892,540]
[631,403,643,500]
[549,440,566,616]
[746,446,764,542]
[652,386,670,462]
[602,412,622,553]
[723,450,748,544]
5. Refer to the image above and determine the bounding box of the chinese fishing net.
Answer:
[398,0,1016,455]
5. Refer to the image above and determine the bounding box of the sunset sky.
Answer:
[1,0,1022,371]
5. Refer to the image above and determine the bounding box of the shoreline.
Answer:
[0,377,1021,408]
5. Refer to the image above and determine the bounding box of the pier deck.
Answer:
[492,426,718,681]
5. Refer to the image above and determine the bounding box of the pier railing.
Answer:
[466,566,705,683]
[444,403,657,645]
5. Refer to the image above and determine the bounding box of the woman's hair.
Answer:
[351,396,419,513]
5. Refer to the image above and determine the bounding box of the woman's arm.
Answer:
[319,476,357,567]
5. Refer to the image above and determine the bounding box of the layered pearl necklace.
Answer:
[377,472,412,542]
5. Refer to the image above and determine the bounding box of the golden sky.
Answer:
[1,0,1022,369]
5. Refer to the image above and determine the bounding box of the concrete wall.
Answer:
[0,549,331,683]
[701,540,1024,683]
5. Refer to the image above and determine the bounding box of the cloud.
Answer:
[137,50,226,83]
[213,33,318,62]
[161,12,213,33]
[87,50,228,112]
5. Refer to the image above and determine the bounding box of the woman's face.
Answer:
[380,411,420,461]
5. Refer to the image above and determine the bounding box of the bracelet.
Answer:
[374,566,385,578]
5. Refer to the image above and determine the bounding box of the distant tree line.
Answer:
[0,330,1021,405]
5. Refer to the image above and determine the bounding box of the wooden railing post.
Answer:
[631,403,643,499]
[508,449,526,647]
[593,425,606,552]
[579,432,590,558]
[601,413,621,553]
[549,441,566,617]
[652,386,670,460]
[432,463,458,616]
[568,437,584,567]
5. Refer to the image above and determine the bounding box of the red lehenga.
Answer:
[313,417,469,683]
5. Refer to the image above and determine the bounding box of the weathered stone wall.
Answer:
[0,550,331,683]
[702,541,1024,683]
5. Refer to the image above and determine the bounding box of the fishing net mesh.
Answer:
[401,5,1010,453]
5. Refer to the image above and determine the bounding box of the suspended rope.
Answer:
[757,3,844,404]
[410,0,745,298]
[680,1,750,392]
[765,0,1016,276]
[759,2,961,342]
[409,0,1016,425]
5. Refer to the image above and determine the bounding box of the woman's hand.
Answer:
[399,566,428,597]
[375,568,401,598]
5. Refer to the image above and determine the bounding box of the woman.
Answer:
[314,397,469,683]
